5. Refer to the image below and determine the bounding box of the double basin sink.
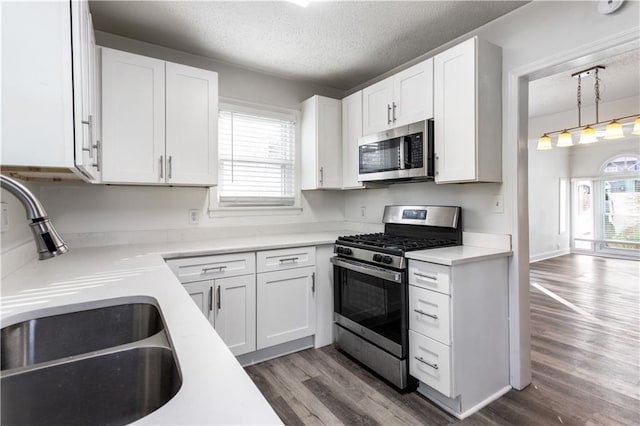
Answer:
[1,300,182,425]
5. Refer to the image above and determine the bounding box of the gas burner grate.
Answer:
[337,233,457,252]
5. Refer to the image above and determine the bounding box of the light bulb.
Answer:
[536,134,552,150]
[604,120,624,139]
[579,126,597,144]
[557,130,574,147]
[632,117,640,136]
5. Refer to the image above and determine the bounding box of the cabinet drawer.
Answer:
[408,261,450,295]
[409,285,451,345]
[166,252,255,283]
[256,246,316,273]
[409,330,453,398]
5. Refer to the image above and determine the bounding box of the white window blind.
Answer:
[218,109,296,206]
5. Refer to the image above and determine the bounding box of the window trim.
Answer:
[208,98,302,216]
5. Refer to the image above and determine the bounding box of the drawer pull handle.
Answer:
[414,309,438,320]
[203,266,227,274]
[415,356,439,370]
[279,257,299,263]
[415,272,437,281]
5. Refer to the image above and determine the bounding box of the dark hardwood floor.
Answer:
[245,254,640,425]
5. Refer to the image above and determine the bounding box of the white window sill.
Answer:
[208,206,303,218]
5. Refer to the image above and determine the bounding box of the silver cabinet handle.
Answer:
[312,272,315,294]
[319,167,324,186]
[81,115,93,158]
[392,102,397,122]
[168,155,172,180]
[208,286,213,312]
[216,285,221,311]
[415,272,437,281]
[159,155,164,179]
[279,257,299,263]
[92,139,101,172]
[414,309,438,319]
[387,104,392,124]
[415,356,439,370]
[203,266,227,274]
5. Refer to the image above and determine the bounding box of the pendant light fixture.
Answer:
[536,65,639,150]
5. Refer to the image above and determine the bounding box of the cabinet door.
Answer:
[362,77,393,135]
[434,38,476,183]
[257,266,316,350]
[341,91,364,189]
[166,62,218,185]
[316,96,342,189]
[214,275,256,356]
[393,58,433,127]
[1,1,75,168]
[183,281,214,326]
[101,48,165,183]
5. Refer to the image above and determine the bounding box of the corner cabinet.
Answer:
[256,247,317,350]
[408,257,510,419]
[341,91,364,189]
[433,37,502,183]
[1,0,99,182]
[362,58,433,136]
[301,95,342,190]
[101,48,218,186]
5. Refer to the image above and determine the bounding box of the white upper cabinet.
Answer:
[166,62,218,186]
[1,0,98,181]
[301,95,342,190]
[362,58,433,136]
[101,48,166,184]
[101,49,218,186]
[433,37,502,184]
[72,2,100,181]
[341,91,364,189]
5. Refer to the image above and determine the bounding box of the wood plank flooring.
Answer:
[245,254,640,425]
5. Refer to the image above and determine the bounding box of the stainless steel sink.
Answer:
[1,302,164,370]
[1,347,181,426]
[0,300,182,425]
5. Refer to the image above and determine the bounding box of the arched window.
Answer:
[601,155,640,174]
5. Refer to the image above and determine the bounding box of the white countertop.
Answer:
[0,231,344,425]
[405,244,512,266]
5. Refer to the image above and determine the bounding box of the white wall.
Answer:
[571,137,640,177]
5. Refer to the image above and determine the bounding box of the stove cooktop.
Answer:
[337,233,459,255]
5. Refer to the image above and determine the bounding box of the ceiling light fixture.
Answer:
[536,65,640,150]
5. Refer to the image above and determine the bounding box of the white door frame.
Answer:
[506,28,639,390]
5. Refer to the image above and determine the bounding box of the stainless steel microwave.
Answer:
[358,119,434,183]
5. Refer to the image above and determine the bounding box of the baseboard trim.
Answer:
[530,248,570,263]
[237,336,314,367]
[456,385,512,420]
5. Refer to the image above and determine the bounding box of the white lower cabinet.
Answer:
[214,275,256,355]
[408,257,510,419]
[256,266,316,350]
[167,246,318,358]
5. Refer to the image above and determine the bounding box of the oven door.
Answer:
[331,257,407,358]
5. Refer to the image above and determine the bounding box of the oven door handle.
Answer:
[331,257,402,284]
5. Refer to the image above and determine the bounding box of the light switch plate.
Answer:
[491,195,504,214]
[1,202,8,232]
[188,209,200,225]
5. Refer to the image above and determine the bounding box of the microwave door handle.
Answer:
[399,137,406,170]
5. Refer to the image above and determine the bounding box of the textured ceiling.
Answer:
[529,50,640,118]
[89,0,527,90]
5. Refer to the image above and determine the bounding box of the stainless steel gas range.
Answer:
[331,205,462,390]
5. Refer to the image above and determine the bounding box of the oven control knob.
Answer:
[373,254,383,262]
[337,247,345,254]
[343,248,353,255]
[382,256,393,264]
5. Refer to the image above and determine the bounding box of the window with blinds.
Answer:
[218,109,296,207]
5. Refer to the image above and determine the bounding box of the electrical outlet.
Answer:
[360,206,366,217]
[0,202,8,233]
[491,195,504,214]
[188,209,200,225]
